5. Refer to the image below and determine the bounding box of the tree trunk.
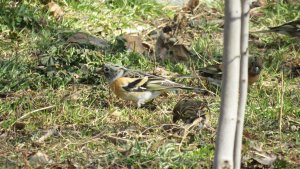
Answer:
[234,1,250,168]
[213,0,241,168]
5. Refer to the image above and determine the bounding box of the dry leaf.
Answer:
[28,151,50,166]
[155,30,172,60]
[282,57,300,78]
[67,32,110,49]
[149,139,165,151]
[250,0,267,8]
[122,34,146,54]
[34,126,59,144]
[183,0,200,12]
[13,122,26,130]
[249,141,277,166]
[141,41,154,55]
[116,145,133,156]
[283,0,298,5]
[250,9,265,18]
[169,44,191,62]
[49,160,78,169]
[47,1,64,19]
[173,12,189,31]
[111,110,122,118]
[108,164,129,169]
[153,67,170,77]
[253,152,277,166]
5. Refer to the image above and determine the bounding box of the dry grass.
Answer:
[0,0,299,168]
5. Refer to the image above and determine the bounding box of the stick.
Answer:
[279,71,284,139]
[11,105,55,127]
[35,126,59,144]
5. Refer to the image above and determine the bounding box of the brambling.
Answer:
[253,19,300,41]
[199,56,263,86]
[173,99,209,128]
[103,63,201,107]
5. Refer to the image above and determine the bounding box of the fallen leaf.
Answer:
[169,44,191,62]
[183,0,200,12]
[283,0,298,5]
[141,41,154,55]
[149,139,165,151]
[13,122,26,130]
[122,34,146,54]
[155,30,172,60]
[249,141,277,166]
[47,1,64,19]
[282,57,300,78]
[67,32,110,49]
[153,67,170,77]
[49,160,78,169]
[0,92,14,98]
[108,163,129,169]
[40,0,51,5]
[116,145,133,156]
[250,0,267,8]
[28,151,50,166]
[173,12,189,31]
[253,152,277,166]
[111,110,122,118]
[250,10,264,18]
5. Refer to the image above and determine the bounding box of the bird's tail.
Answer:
[177,86,214,95]
[177,86,200,90]
[250,29,273,34]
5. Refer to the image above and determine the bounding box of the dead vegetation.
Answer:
[0,0,299,168]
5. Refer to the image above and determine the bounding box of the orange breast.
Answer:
[248,74,259,85]
[110,78,127,98]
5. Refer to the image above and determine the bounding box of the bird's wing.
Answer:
[122,76,196,92]
[199,64,223,79]
[270,20,300,31]
[146,78,193,91]
[250,29,274,33]
[252,20,300,35]
[123,68,167,79]
[121,76,149,92]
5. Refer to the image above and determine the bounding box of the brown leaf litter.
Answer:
[243,141,277,168]
[282,57,300,78]
[116,0,223,64]
[47,1,64,19]
[122,34,150,55]
[67,32,110,49]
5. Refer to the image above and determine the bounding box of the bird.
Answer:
[102,63,201,107]
[252,19,300,40]
[172,99,209,128]
[199,56,263,86]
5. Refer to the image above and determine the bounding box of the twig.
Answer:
[35,126,59,144]
[11,105,55,127]
[286,116,300,125]
[279,71,284,139]
[178,118,202,151]
[103,134,134,144]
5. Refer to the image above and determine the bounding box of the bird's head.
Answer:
[102,63,127,83]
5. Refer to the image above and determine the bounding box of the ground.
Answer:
[0,0,299,168]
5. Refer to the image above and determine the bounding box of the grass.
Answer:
[0,0,299,168]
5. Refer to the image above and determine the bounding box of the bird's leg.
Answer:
[140,99,157,111]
